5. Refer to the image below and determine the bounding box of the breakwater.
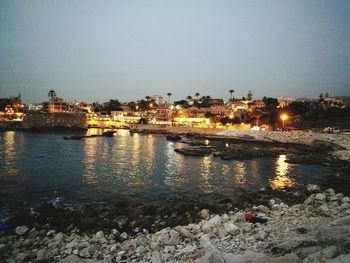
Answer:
[22,112,87,131]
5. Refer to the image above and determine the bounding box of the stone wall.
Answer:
[22,112,87,131]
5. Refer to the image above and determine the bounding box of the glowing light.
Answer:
[205,139,209,145]
[229,115,234,119]
[270,154,295,190]
[225,143,229,147]
[280,114,288,121]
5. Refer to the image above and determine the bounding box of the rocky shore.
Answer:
[1,186,350,262]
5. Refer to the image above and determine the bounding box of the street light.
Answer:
[280,114,288,128]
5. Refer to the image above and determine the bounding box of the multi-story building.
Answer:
[248,100,265,110]
[43,98,67,112]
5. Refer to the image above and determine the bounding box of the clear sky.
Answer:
[0,0,349,103]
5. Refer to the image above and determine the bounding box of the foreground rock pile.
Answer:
[1,185,350,262]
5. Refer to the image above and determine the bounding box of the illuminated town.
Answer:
[1,91,347,132]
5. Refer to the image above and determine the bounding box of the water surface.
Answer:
[0,129,337,217]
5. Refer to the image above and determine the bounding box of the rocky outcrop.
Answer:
[1,186,350,262]
[22,112,87,131]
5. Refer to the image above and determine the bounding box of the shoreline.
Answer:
[1,185,349,262]
[129,125,350,161]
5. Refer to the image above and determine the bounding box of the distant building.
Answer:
[323,97,343,107]
[155,107,172,122]
[27,103,43,111]
[278,97,295,108]
[152,95,164,105]
[206,105,230,116]
[248,100,265,110]
[200,98,224,106]
[227,100,249,111]
[43,98,67,112]
[0,96,24,112]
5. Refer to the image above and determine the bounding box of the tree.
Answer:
[174,100,189,108]
[102,99,122,113]
[251,109,264,126]
[48,90,57,100]
[229,89,235,101]
[319,93,324,101]
[195,92,200,99]
[138,99,148,111]
[247,90,252,101]
[186,96,192,101]
[167,93,172,103]
[263,97,279,111]
[325,92,329,98]
[145,96,151,101]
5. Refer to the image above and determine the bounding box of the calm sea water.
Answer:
[0,129,335,217]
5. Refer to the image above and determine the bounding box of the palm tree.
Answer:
[167,93,172,103]
[186,96,192,101]
[229,89,234,101]
[251,109,264,126]
[195,93,200,100]
[48,90,57,100]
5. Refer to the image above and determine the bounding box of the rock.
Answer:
[304,195,315,205]
[277,236,318,251]
[341,197,350,203]
[307,184,321,192]
[330,215,350,226]
[194,251,301,263]
[257,205,270,214]
[208,253,227,263]
[120,232,128,240]
[175,226,193,238]
[95,231,104,239]
[303,246,338,263]
[176,244,196,256]
[79,247,92,258]
[328,195,339,202]
[326,254,350,263]
[53,232,65,242]
[269,199,276,207]
[315,193,326,202]
[325,188,335,196]
[197,209,210,220]
[36,248,49,262]
[15,226,29,236]
[317,224,350,250]
[202,215,222,231]
[46,230,56,236]
[319,204,330,212]
[199,233,212,248]
[60,254,87,263]
[341,203,350,209]
[217,223,240,238]
[110,244,118,252]
[164,245,175,254]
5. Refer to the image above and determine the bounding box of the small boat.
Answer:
[102,130,116,137]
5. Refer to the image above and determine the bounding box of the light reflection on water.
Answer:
[0,130,328,213]
[1,131,21,176]
[270,154,296,190]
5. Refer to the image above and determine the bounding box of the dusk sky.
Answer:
[0,0,349,103]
